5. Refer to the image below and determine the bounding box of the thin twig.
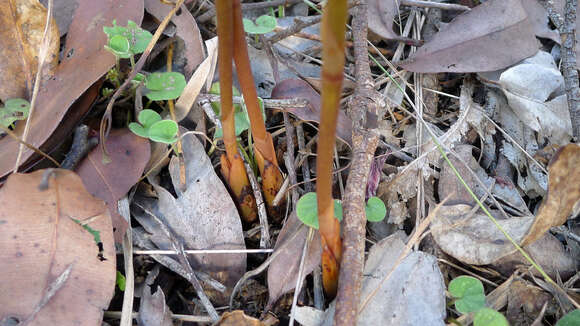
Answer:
[196,0,303,23]
[118,198,134,326]
[334,1,381,324]
[243,156,271,248]
[131,249,273,255]
[104,311,213,323]
[400,0,470,11]
[198,93,309,109]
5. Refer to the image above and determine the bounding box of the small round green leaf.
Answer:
[128,123,148,138]
[365,196,386,222]
[297,192,318,229]
[556,310,580,326]
[105,35,131,58]
[473,308,508,326]
[148,120,178,144]
[296,192,342,229]
[103,20,152,55]
[144,72,186,101]
[243,15,277,34]
[449,276,486,313]
[137,109,162,128]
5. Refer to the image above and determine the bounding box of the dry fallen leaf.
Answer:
[499,51,572,145]
[521,144,580,246]
[76,129,150,243]
[265,211,321,311]
[305,232,446,326]
[493,233,576,279]
[0,169,116,325]
[144,0,204,78]
[138,267,173,326]
[367,0,399,41]
[39,0,78,37]
[214,310,265,326]
[270,78,352,145]
[0,0,144,179]
[175,37,218,121]
[0,0,59,101]
[430,204,534,265]
[133,132,246,287]
[400,0,538,73]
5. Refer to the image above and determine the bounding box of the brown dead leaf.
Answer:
[144,0,204,78]
[270,78,352,145]
[133,132,246,288]
[138,267,173,326]
[174,37,218,122]
[367,0,399,41]
[523,0,560,43]
[521,144,580,246]
[0,0,59,101]
[40,0,78,37]
[506,279,551,325]
[400,0,539,73]
[0,0,144,179]
[493,233,576,279]
[430,204,534,265]
[215,311,265,326]
[75,129,150,243]
[265,211,321,311]
[0,169,116,325]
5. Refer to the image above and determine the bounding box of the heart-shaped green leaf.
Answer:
[128,123,148,138]
[148,120,178,144]
[473,308,508,326]
[448,276,486,313]
[365,196,386,222]
[243,15,277,34]
[137,109,162,128]
[296,192,343,229]
[144,72,186,101]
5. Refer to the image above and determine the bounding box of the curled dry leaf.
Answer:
[0,0,144,179]
[0,169,116,325]
[499,51,572,145]
[0,0,59,101]
[521,144,580,246]
[133,132,246,287]
[174,37,218,122]
[431,204,534,265]
[265,211,321,311]
[270,78,352,145]
[400,0,538,73]
[138,267,173,326]
[439,145,529,215]
[75,129,150,243]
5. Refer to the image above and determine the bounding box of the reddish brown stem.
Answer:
[317,0,348,298]
[231,0,284,215]
[216,0,257,223]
